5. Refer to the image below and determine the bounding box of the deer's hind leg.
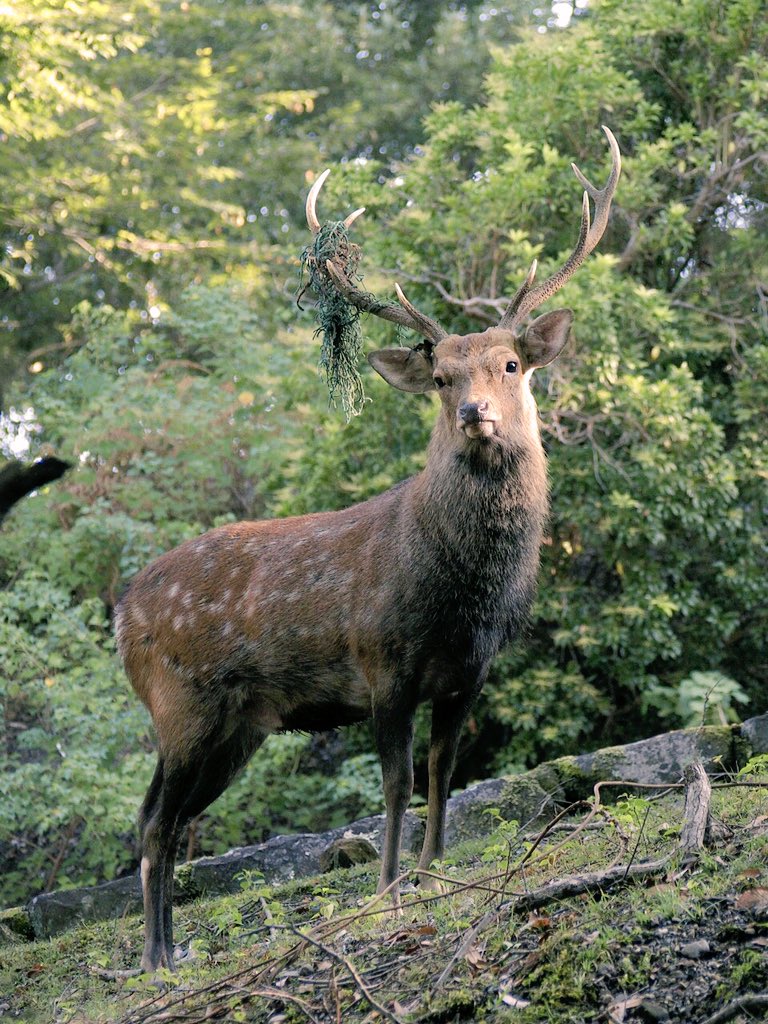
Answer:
[138,720,268,972]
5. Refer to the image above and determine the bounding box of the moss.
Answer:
[731,728,753,767]
[0,906,34,943]
[3,777,767,1023]
[420,988,481,1022]
[173,861,200,900]
[715,948,768,1003]
[547,753,600,800]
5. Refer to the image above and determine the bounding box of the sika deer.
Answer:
[116,127,620,972]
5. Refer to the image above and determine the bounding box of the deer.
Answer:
[115,127,620,972]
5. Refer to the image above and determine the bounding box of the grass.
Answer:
[1,781,767,1023]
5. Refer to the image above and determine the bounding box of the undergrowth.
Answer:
[1,782,767,1024]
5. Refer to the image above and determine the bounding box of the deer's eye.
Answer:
[434,376,447,389]
[505,360,518,374]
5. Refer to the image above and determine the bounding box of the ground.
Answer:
[1,774,767,1024]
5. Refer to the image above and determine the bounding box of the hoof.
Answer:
[416,871,446,895]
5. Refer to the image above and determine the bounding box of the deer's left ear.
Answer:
[519,309,573,369]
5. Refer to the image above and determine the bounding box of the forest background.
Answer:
[0,0,765,909]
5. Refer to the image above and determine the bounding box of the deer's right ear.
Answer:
[368,348,435,393]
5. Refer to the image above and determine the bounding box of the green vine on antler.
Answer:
[299,219,368,420]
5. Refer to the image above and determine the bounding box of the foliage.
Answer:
[0,0,766,904]
[0,0,529,384]
[0,574,150,904]
[642,670,750,728]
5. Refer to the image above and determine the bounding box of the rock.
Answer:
[638,997,669,1021]
[741,713,768,757]
[554,726,735,798]
[443,769,561,846]
[176,812,424,900]
[27,876,142,940]
[680,939,710,959]
[319,836,379,872]
[6,718,757,943]
[18,813,425,940]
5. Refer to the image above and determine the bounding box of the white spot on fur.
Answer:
[141,855,151,890]
[168,582,181,599]
[172,615,185,631]
[113,609,126,654]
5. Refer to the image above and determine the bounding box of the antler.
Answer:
[499,126,621,332]
[305,170,447,349]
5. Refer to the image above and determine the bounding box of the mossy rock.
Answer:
[319,836,379,872]
[0,906,34,944]
[444,773,558,845]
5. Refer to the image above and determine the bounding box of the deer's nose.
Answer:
[458,400,490,425]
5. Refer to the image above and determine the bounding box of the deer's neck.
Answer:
[403,419,552,610]
[393,425,548,656]
[413,422,549,554]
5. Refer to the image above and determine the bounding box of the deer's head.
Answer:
[306,127,620,453]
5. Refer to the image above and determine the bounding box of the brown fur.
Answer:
[117,321,571,971]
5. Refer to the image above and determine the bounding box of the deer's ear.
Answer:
[519,309,573,369]
[368,347,435,393]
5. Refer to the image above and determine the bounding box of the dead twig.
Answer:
[242,986,323,1024]
[286,925,403,1024]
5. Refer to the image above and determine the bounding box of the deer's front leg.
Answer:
[417,687,480,889]
[372,694,415,907]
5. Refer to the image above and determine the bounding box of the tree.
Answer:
[0,0,532,385]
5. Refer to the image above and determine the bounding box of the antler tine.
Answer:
[394,284,446,347]
[344,207,366,228]
[499,126,621,332]
[499,258,538,323]
[305,168,448,347]
[306,169,331,236]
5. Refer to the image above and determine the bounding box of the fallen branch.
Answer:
[697,992,768,1024]
[513,856,671,912]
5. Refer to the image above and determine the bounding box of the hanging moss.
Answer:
[299,220,368,420]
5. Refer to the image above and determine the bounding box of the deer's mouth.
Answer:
[461,420,497,440]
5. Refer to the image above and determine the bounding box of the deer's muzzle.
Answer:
[458,400,498,438]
